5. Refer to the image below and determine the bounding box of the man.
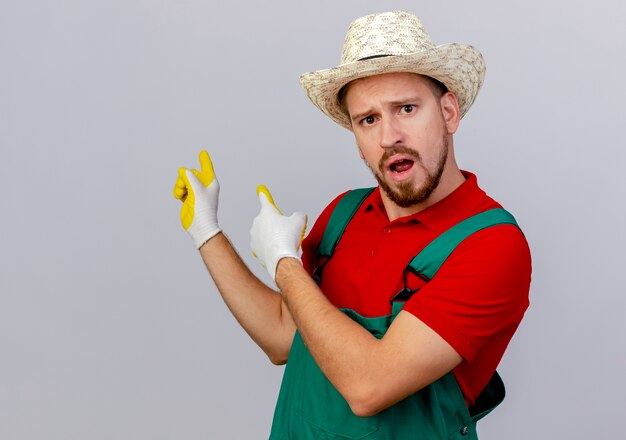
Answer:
[173,11,531,439]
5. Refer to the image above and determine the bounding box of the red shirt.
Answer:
[301,172,531,405]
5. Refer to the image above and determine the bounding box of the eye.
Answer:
[360,115,376,126]
[400,105,414,114]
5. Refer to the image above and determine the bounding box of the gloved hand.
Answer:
[250,185,307,281]
[173,150,221,249]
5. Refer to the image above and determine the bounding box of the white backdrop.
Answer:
[1,0,625,438]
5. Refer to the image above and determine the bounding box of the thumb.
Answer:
[256,185,283,215]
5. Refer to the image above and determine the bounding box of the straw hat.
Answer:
[299,11,486,130]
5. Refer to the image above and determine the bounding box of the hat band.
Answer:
[357,54,392,61]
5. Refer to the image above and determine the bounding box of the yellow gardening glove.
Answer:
[173,150,221,248]
[250,185,307,281]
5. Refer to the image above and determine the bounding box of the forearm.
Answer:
[200,233,295,364]
[247,185,461,415]
[275,258,461,417]
[275,258,385,409]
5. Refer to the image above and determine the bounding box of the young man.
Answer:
[173,11,531,439]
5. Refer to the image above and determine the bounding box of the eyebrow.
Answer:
[350,109,374,123]
[349,96,424,123]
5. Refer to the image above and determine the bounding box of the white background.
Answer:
[1,0,625,438]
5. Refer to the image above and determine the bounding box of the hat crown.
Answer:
[300,10,485,130]
[340,11,434,65]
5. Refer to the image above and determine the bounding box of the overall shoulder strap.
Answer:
[407,208,520,280]
[317,187,375,257]
[408,209,520,422]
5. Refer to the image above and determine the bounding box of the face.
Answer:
[344,72,460,211]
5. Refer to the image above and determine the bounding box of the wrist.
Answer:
[197,230,224,250]
[189,221,221,249]
[275,257,303,287]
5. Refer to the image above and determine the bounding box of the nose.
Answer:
[379,116,404,149]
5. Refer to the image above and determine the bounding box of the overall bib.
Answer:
[269,188,520,440]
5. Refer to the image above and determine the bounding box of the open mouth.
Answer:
[389,158,415,174]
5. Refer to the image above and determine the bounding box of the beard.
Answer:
[365,135,449,208]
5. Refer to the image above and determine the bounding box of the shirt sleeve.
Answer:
[402,224,532,362]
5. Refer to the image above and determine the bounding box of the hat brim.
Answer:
[299,43,485,130]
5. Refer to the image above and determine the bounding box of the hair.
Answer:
[337,73,449,116]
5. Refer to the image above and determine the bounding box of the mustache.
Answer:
[378,146,421,172]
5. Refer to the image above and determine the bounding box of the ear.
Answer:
[439,92,461,135]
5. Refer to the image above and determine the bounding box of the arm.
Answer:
[173,151,295,364]
[250,188,461,416]
[199,234,295,364]
[276,258,461,417]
